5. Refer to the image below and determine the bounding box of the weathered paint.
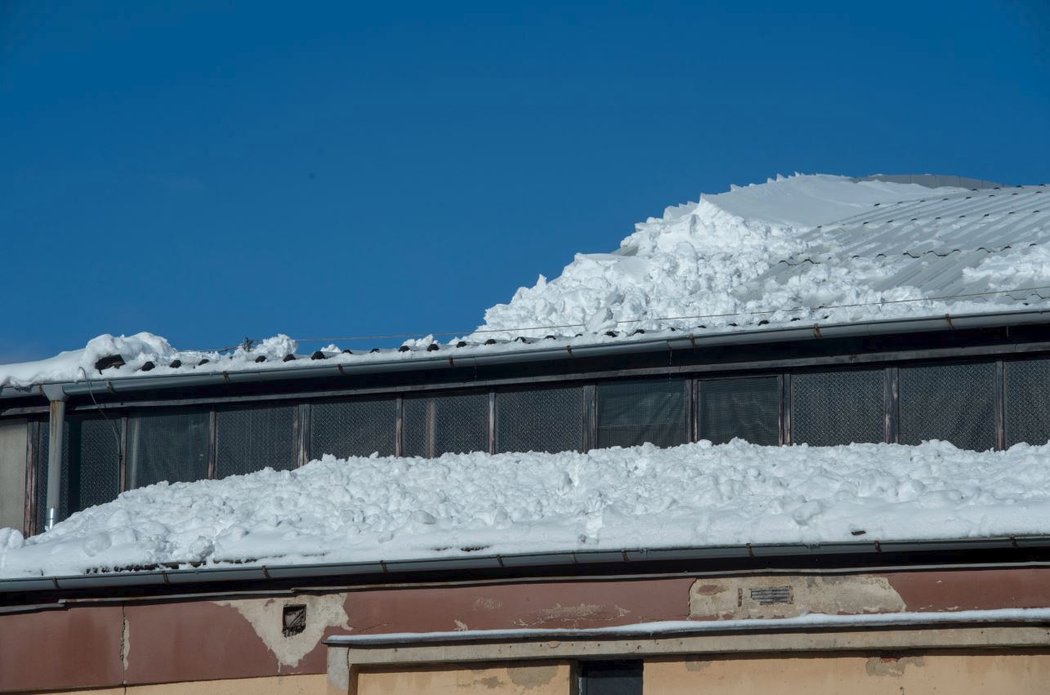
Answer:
[59,674,324,694]
[342,577,692,634]
[0,604,124,693]
[0,419,27,532]
[355,662,572,695]
[8,567,1050,692]
[886,567,1050,611]
[689,574,906,619]
[217,594,350,669]
[643,652,1050,695]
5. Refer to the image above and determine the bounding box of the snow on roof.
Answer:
[3,439,1050,579]
[2,173,1048,391]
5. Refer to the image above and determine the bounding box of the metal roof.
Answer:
[765,185,1050,305]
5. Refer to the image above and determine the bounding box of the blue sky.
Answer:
[2,1,1048,362]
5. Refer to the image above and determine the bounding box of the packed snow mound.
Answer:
[4,439,1050,578]
[0,332,298,389]
[472,174,1041,339]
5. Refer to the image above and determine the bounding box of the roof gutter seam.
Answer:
[5,309,1050,402]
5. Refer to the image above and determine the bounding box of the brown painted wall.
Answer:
[7,566,1050,693]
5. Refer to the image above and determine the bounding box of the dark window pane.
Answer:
[899,362,995,451]
[128,410,210,488]
[1006,358,1050,446]
[700,377,780,445]
[216,405,296,477]
[403,392,489,457]
[311,399,397,458]
[792,370,885,445]
[34,416,122,528]
[496,386,586,453]
[597,379,688,449]
[579,660,642,695]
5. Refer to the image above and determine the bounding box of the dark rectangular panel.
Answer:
[402,392,489,457]
[35,417,123,529]
[699,376,780,445]
[215,404,296,478]
[310,399,397,459]
[792,369,885,446]
[496,385,586,453]
[127,410,210,488]
[596,379,688,449]
[899,362,996,451]
[1005,358,1050,446]
[579,660,643,695]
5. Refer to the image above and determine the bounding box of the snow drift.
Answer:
[4,439,1050,578]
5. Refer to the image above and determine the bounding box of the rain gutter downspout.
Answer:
[41,384,66,531]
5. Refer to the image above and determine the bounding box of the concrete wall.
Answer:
[356,663,572,695]
[0,419,27,532]
[644,652,1050,695]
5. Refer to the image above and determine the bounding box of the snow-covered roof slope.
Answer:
[3,439,1050,578]
[2,173,1048,391]
[476,174,1050,339]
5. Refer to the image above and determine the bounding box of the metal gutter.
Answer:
[4,309,1050,403]
[2,535,1049,595]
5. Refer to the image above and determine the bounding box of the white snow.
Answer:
[3,173,1048,389]
[5,439,1050,578]
[473,174,1049,340]
[327,608,1050,644]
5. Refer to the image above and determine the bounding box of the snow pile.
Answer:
[0,333,298,390]
[4,439,1050,578]
[473,174,1018,340]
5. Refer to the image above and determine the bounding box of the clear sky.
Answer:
[2,1,1049,362]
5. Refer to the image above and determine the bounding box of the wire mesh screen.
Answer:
[216,404,296,478]
[1005,358,1050,446]
[496,385,586,453]
[596,379,688,449]
[66,417,122,513]
[36,415,123,530]
[127,410,210,488]
[792,369,885,446]
[402,392,489,457]
[899,362,996,451]
[33,421,53,532]
[699,376,780,445]
[310,399,397,458]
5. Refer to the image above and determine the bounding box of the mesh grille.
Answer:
[699,377,780,445]
[127,410,210,488]
[310,399,397,458]
[596,379,688,449]
[1005,358,1050,446]
[215,405,296,478]
[792,370,885,445]
[403,392,489,457]
[34,421,52,532]
[67,417,122,512]
[899,362,996,451]
[496,386,586,453]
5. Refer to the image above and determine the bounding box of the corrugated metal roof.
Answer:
[765,185,1050,304]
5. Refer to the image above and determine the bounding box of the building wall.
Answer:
[0,418,27,531]
[355,663,572,695]
[6,566,1050,693]
[644,653,1050,695]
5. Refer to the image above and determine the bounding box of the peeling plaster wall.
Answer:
[355,662,572,695]
[217,594,350,669]
[644,653,1050,695]
[689,575,906,619]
